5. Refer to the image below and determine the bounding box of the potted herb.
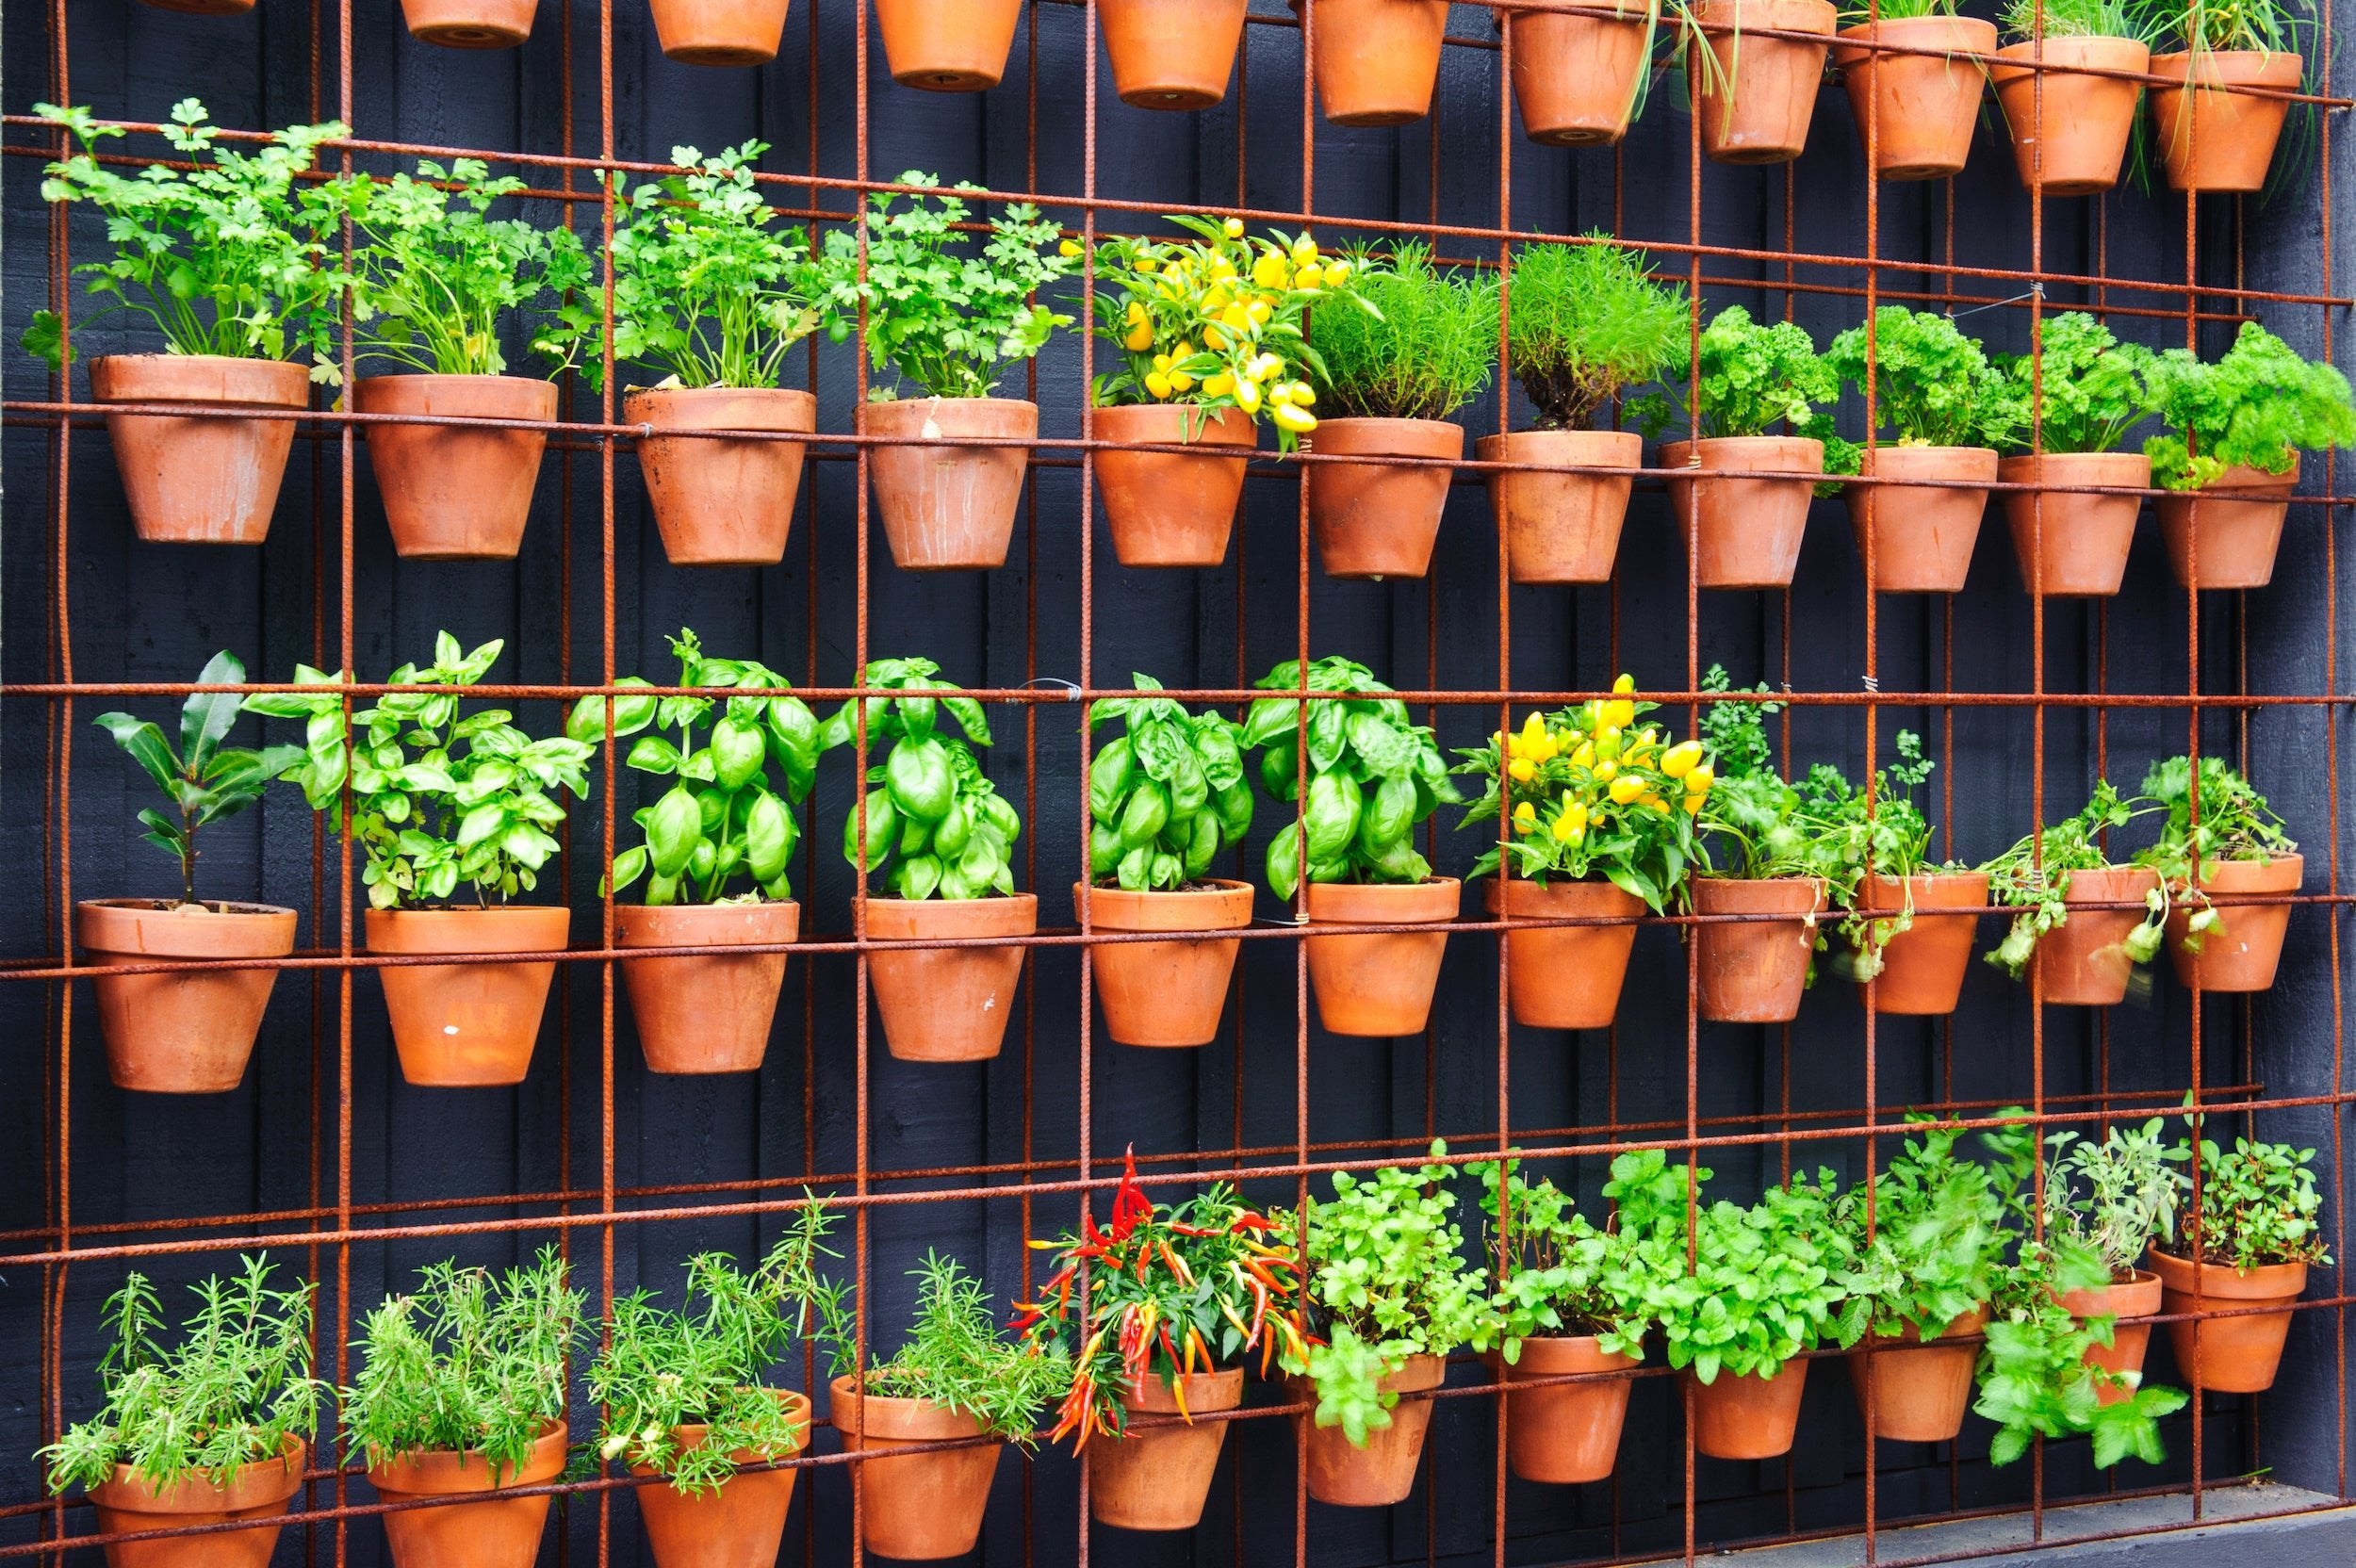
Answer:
[346,1250,582,1568]
[1992,313,2158,596]
[1080,675,1255,1048]
[2147,1119,2329,1392]
[1989,0,2153,194]
[565,630,819,1074]
[1290,0,1453,125]
[826,172,1075,571]
[1685,0,1841,163]
[1813,730,1988,1014]
[1454,676,1716,1030]
[2143,321,2356,588]
[1981,783,2167,1005]
[25,103,341,547]
[2144,0,2310,191]
[1301,243,1497,580]
[1481,239,1687,584]
[875,0,1024,90]
[647,0,789,64]
[401,0,535,48]
[820,657,1032,1062]
[1504,0,1665,145]
[1097,0,1251,109]
[41,1260,322,1568]
[1630,306,1837,590]
[244,635,597,1086]
[2133,753,2301,991]
[1832,0,1999,180]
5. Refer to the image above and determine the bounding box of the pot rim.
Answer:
[90,1432,307,1514]
[367,1419,568,1494]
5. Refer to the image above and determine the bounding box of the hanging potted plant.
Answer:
[1098,0,1252,108]
[41,1260,322,1568]
[401,0,536,47]
[1079,676,1255,1048]
[818,657,1032,1063]
[346,1250,582,1568]
[647,0,790,65]
[2142,321,2355,589]
[1832,0,1998,180]
[876,0,1023,90]
[1504,0,1665,144]
[2147,1119,2329,1393]
[1981,783,2168,1006]
[1992,313,2158,596]
[1481,239,1686,585]
[1289,0,1453,125]
[1630,306,1837,591]
[2146,0,2308,191]
[1240,657,1464,1036]
[245,635,597,1087]
[566,630,818,1075]
[1685,0,1841,162]
[1989,0,2153,194]
[2133,753,2301,992]
[1819,730,1988,1015]
[25,104,341,547]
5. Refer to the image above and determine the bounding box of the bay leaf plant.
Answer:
[1982,781,2168,979]
[2130,753,2298,950]
[824,1251,1071,1443]
[1500,237,1687,430]
[1817,305,2021,480]
[1993,312,2158,455]
[1087,674,1253,892]
[1628,304,1837,442]
[819,657,1020,901]
[1305,241,1497,421]
[1473,1150,1687,1365]
[2142,320,2356,492]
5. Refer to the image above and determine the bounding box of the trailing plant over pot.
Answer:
[1684,0,1841,163]
[1808,729,1987,1013]
[1991,313,2159,596]
[2132,753,2300,990]
[1981,782,2168,1005]
[1506,0,1667,146]
[1832,0,1999,180]
[1989,0,2154,194]
[2148,1117,2330,1391]
[2136,0,2315,190]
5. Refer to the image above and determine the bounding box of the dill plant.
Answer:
[1306,242,1497,421]
[1502,237,1687,430]
[834,1252,1069,1444]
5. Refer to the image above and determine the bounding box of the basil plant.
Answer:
[1087,674,1253,892]
[820,657,1021,901]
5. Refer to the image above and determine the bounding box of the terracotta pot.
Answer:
[1479,430,1640,583]
[1080,879,1253,1048]
[2148,1249,2307,1393]
[1686,1361,1808,1460]
[648,0,791,65]
[828,1376,1004,1560]
[1693,878,1824,1024]
[1088,1369,1242,1531]
[2000,451,2148,596]
[2151,50,2302,193]
[1498,1336,1639,1484]
[365,906,569,1086]
[2166,852,2300,993]
[2055,1269,2163,1405]
[76,900,296,1094]
[1507,3,1655,145]
[862,397,1037,571]
[2032,866,2159,1006]
[632,1392,811,1568]
[616,901,798,1074]
[90,1435,304,1568]
[876,0,1023,90]
[1484,877,1644,1031]
[1844,445,1995,594]
[139,0,257,12]
[1855,871,1988,1016]
[1099,0,1250,109]
[1691,0,1838,164]
[1661,436,1824,590]
[1991,35,2151,195]
[1306,417,1463,580]
[1290,0,1451,126]
[1297,1354,1443,1507]
[1094,403,1257,567]
[2157,461,2298,589]
[1303,878,1460,1037]
[370,1422,567,1568]
[1834,16,1996,180]
[89,356,308,546]
[863,894,1036,1062]
[627,386,814,566]
[356,375,556,560]
[400,0,536,47]
[1847,1308,1985,1441]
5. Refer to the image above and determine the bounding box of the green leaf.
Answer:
[94,713,180,796]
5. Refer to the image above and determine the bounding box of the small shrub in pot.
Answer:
[2132,753,2301,991]
[2147,1117,2330,1392]
[1981,782,2168,1005]
[1991,312,2159,596]
[1809,730,1988,1014]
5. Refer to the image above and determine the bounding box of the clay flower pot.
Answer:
[1690,0,1838,164]
[369,1422,567,1568]
[1498,1336,1639,1484]
[1095,403,1257,567]
[862,397,1037,571]
[1834,15,1997,180]
[2147,1250,2307,1393]
[89,356,308,546]
[90,1435,305,1568]
[828,1375,1004,1560]
[1686,1362,1807,1460]
[1855,871,1988,1016]
[1306,417,1464,580]
[876,0,1023,90]
[632,1392,811,1568]
[1088,1369,1242,1531]
[863,894,1037,1062]
[1099,0,1251,109]
[616,901,799,1075]
[2157,461,2299,589]
[1991,35,2151,195]
[1479,429,1641,583]
[1290,0,1452,126]
[1303,878,1460,1037]
[1297,1353,1443,1506]
[1661,436,1824,590]
[2166,852,2300,993]
[364,906,569,1086]
[400,0,536,47]
[356,375,556,560]
[627,386,815,566]
[1080,879,1253,1048]
[2000,451,2149,596]
[2032,866,2160,1006]
[648,0,792,66]
[1845,445,1996,594]
[76,900,298,1094]
[1693,877,1824,1024]
[2054,1269,2163,1405]
[1848,1308,1985,1441]
[1506,2,1655,145]
[2151,50,2302,193]
[1485,877,1644,1031]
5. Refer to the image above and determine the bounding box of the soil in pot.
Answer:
[369,1421,568,1568]
[828,1375,1004,1560]
[1693,878,1824,1024]
[1661,436,1824,590]
[1080,880,1253,1048]
[1306,417,1463,580]
[356,375,556,560]
[1686,1362,1808,1460]
[1099,0,1251,109]
[628,386,814,566]
[1690,0,1839,163]
[1845,446,1996,594]
[1498,1336,1639,1484]
[1485,877,1644,1031]
[365,906,569,1087]
[862,397,1037,571]
[2055,1269,2163,1405]
[1479,430,1640,583]
[1990,36,2151,195]
[1297,1354,1443,1507]
[617,901,799,1075]
[400,0,536,47]
[1095,403,1257,567]
[632,1391,811,1568]
[77,899,298,1094]
[1834,16,1998,180]
[1088,1369,1243,1531]
[90,356,309,546]
[876,0,1023,90]
[2148,1250,2307,1393]
[1291,0,1451,125]
[2166,853,2300,993]
[2151,50,2302,193]
[863,894,1037,1062]
[90,1434,305,1568]
[1507,2,1654,145]
[1854,871,1988,1016]
[1303,878,1461,1037]
[2157,462,2298,589]
[648,0,792,66]
[1847,1309,1986,1442]
[2000,451,2148,596]
[2032,866,2160,1006]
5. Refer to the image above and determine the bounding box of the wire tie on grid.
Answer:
[1023,678,1084,700]
[1946,285,2042,320]
[1862,675,1880,694]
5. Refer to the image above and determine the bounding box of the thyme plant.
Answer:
[831,1253,1069,1444]
[1502,238,1687,431]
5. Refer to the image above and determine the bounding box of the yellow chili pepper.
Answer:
[1661,741,1705,779]
[1609,776,1645,806]
[1272,402,1317,434]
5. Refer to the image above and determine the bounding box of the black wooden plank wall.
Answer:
[2,3,2348,1565]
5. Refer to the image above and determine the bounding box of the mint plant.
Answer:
[827,1252,1069,1444]
[1994,313,2158,455]
[2143,321,2356,491]
[1625,1165,1853,1386]
[1834,1122,2010,1344]
[819,657,1019,900]
[1503,237,1687,430]
[1628,305,1837,442]
[1982,783,2168,979]
[1307,242,1498,421]
[1085,675,1252,893]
